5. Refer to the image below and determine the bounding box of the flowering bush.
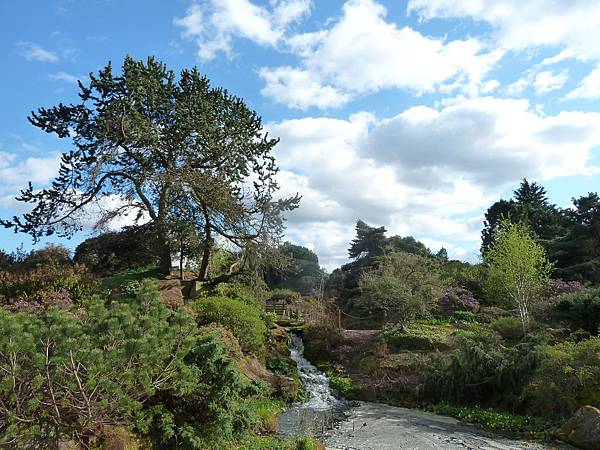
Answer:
[540,279,585,300]
[435,288,480,316]
[0,263,97,311]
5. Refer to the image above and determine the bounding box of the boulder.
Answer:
[558,406,600,450]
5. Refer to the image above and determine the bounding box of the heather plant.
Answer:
[0,262,97,309]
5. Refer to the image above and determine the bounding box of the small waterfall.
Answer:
[288,333,339,410]
[278,333,349,436]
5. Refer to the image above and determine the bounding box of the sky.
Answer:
[1,0,600,270]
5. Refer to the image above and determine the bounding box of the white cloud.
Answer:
[566,65,600,99]
[17,42,59,63]
[259,66,350,109]
[174,0,311,61]
[0,152,62,195]
[533,69,568,94]
[407,0,600,60]
[271,97,600,267]
[48,71,80,84]
[541,49,576,66]
[259,0,502,109]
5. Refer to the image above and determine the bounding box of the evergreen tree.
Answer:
[552,193,600,283]
[0,56,299,277]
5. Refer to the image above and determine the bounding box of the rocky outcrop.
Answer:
[557,406,600,450]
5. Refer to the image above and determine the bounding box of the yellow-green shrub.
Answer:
[192,296,267,353]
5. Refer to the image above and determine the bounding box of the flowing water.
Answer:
[277,333,350,436]
[279,333,572,450]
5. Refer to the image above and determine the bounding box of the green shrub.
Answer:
[74,225,158,275]
[421,336,541,408]
[452,311,476,323]
[554,288,600,334]
[524,336,600,417]
[491,316,526,340]
[326,370,353,397]
[192,296,267,353]
[382,322,453,351]
[0,281,257,448]
[0,262,98,310]
[431,403,535,433]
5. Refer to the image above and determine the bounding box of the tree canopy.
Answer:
[1,56,299,277]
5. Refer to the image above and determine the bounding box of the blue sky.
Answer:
[1,0,599,269]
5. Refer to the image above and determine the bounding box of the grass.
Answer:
[224,435,324,450]
[245,397,287,433]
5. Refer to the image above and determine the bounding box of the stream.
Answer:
[279,333,573,450]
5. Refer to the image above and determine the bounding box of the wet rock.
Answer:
[558,406,600,450]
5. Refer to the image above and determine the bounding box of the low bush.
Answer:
[431,403,535,433]
[192,296,267,353]
[421,336,541,409]
[326,370,353,397]
[435,288,480,316]
[382,322,453,351]
[524,336,600,417]
[490,316,533,340]
[0,262,98,310]
[553,288,600,334]
[451,311,476,323]
[0,281,258,448]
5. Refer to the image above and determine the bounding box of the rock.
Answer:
[558,406,600,450]
[155,279,184,307]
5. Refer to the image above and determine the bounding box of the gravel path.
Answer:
[323,402,573,450]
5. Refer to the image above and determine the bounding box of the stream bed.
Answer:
[279,333,574,450]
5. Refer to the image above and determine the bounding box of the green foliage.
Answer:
[326,370,353,397]
[432,403,534,433]
[485,221,553,334]
[554,288,600,334]
[192,296,267,353]
[525,336,600,417]
[0,261,98,309]
[0,280,257,448]
[490,316,528,340]
[387,235,432,257]
[101,265,160,291]
[552,192,600,284]
[245,397,286,433]
[266,243,325,295]
[359,251,443,326]
[382,322,453,351]
[440,261,486,300]
[421,336,541,408]
[74,226,158,275]
[451,311,476,323]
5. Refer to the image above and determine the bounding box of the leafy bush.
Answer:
[451,311,476,323]
[524,336,600,417]
[432,403,534,433]
[192,296,267,353]
[554,288,600,334]
[0,262,97,310]
[490,316,527,340]
[421,336,541,408]
[326,371,353,397]
[0,281,258,448]
[540,279,586,300]
[435,288,480,316]
[382,322,453,351]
